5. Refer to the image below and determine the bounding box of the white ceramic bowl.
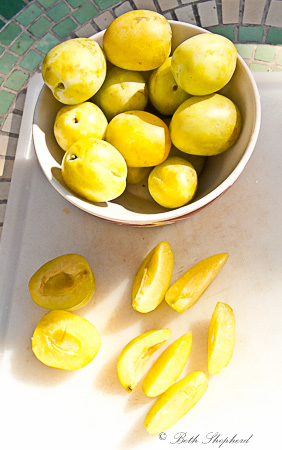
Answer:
[33,20,261,227]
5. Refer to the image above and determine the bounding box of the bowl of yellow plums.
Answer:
[33,9,261,226]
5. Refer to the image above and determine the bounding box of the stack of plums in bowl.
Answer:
[33,9,261,226]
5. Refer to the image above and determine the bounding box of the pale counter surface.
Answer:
[0,72,281,449]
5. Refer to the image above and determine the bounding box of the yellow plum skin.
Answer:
[32,310,101,370]
[93,66,148,121]
[171,33,237,96]
[103,10,172,71]
[148,156,198,209]
[132,240,173,313]
[169,94,242,156]
[28,254,95,311]
[144,371,208,434]
[41,38,106,105]
[208,302,236,375]
[148,57,190,116]
[54,102,108,151]
[117,329,171,392]
[165,253,229,313]
[105,110,171,167]
[61,138,127,203]
[142,332,193,397]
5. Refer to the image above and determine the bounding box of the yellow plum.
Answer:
[171,33,237,95]
[148,156,198,208]
[54,102,108,151]
[105,110,171,167]
[93,66,148,121]
[42,38,106,104]
[103,10,172,71]
[61,138,127,203]
[170,94,242,156]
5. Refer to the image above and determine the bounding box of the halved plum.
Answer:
[29,254,95,310]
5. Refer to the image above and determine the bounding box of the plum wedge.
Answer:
[165,253,229,313]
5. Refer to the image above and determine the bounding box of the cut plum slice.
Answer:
[132,241,173,313]
[142,332,193,397]
[144,371,208,434]
[208,302,235,375]
[117,329,171,392]
[165,253,229,313]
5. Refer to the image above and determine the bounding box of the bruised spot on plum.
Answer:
[172,85,178,92]
[135,17,150,22]
[73,117,79,124]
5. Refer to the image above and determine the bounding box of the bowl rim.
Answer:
[33,20,261,226]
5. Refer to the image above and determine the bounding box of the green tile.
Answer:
[37,0,57,8]
[95,0,119,9]
[19,50,43,71]
[235,44,254,59]
[67,0,88,7]
[47,2,70,22]
[254,45,276,63]
[276,49,282,66]
[238,26,264,43]
[28,16,52,38]
[0,1,25,21]
[4,70,28,91]
[208,26,234,42]
[0,20,5,31]
[0,90,16,115]
[0,46,4,55]
[53,17,77,38]
[273,67,282,72]
[0,76,3,84]
[249,63,269,72]
[16,4,42,27]
[72,2,98,24]
[10,33,35,55]
[0,53,18,75]
[0,23,22,46]
[35,32,60,54]
[266,28,282,45]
